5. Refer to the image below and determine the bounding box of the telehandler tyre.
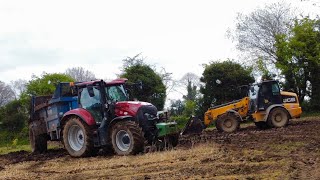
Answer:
[216,114,240,133]
[29,124,47,153]
[63,117,96,157]
[267,107,289,128]
[111,121,145,155]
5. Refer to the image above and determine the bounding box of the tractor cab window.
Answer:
[271,83,280,95]
[249,85,259,100]
[249,85,259,113]
[106,85,127,102]
[79,86,103,122]
[257,81,282,110]
[80,87,101,108]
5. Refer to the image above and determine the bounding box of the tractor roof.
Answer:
[75,78,128,87]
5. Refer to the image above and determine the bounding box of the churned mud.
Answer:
[1,117,319,179]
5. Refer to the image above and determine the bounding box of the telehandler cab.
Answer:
[182,80,302,134]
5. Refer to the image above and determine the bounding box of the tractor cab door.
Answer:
[248,85,259,113]
[78,86,104,123]
[257,81,282,111]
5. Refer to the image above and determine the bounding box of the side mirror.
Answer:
[87,86,95,97]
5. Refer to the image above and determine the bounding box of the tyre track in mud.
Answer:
[179,117,320,179]
[0,117,319,179]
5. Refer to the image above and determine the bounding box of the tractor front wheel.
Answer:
[216,114,240,133]
[111,121,145,155]
[29,124,47,153]
[268,107,289,128]
[63,117,96,157]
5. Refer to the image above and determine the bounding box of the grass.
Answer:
[301,111,320,118]
[0,142,61,155]
[0,143,290,179]
[0,130,30,155]
[0,145,31,155]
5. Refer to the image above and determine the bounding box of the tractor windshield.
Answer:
[106,85,128,102]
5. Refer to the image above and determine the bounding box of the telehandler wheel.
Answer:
[216,114,240,133]
[29,124,47,153]
[111,121,145,155]
[267,107,289,128]
[63,117,96,157]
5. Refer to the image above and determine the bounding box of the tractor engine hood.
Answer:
[114,101,155,117]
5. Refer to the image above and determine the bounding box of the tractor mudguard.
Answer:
[263,104,287,121]
[61,108,96,126]
[109,115,133,125]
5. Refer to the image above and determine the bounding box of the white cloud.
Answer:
[0,0,318,102]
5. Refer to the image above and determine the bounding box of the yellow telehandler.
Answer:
[182,80,302,134]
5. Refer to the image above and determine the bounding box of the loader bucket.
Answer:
[180,116,205,135]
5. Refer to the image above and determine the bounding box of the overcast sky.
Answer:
[0,0,318,101]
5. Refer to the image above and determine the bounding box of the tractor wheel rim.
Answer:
[116,130,131,152]
[68,125,84,151]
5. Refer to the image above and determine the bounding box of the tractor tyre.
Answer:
[63,117,96,157]
[254,122,269,129]
[111,121,145,155]
[216,114,240,133]
[267,107,289,128]
[29,124,47,153]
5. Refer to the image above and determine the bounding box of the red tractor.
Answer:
[29,78,179,157]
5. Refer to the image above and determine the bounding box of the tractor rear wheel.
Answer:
[267,107,289,128]
[216,114,240,133]
[63,117,96,157]
[29,124,47,153]
[111,121,145,155]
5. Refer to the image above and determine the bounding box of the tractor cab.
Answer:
[74,79,129,123]
[249,80,282,113]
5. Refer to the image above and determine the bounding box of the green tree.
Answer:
[183,80,197,101]
[183,100,196,117]
[256,58,276,81]
[198,61,254,117]
[26,73,75,96]
[169,99,184,116]
[230,2,295,79]
[121,56,166,110]
[275,18,320,108]
[0,99,27,132]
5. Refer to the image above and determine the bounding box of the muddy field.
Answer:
[1,117,320,179]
